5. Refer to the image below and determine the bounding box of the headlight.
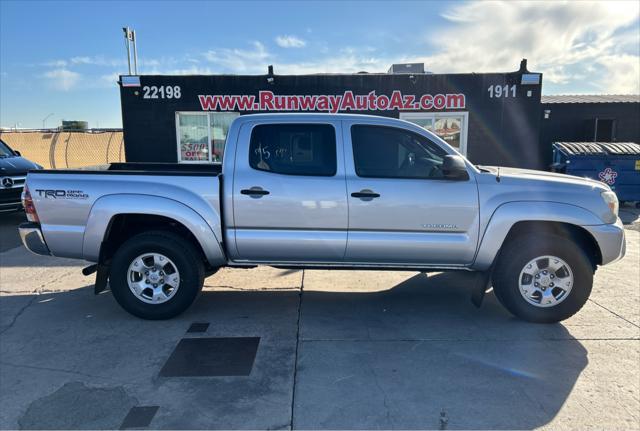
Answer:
[601,191,619,219]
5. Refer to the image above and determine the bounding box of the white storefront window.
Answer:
[176,112,240,163]
[400,112,469,155]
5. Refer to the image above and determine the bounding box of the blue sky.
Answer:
[1,0,639,128]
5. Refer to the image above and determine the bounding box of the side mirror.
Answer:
[14,150,21,156]
[442,155,469,181]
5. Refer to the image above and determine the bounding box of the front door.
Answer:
[232,120,348,262]
[343,122,479,266]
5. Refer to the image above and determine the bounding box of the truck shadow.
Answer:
[0,270,591,430]
[0,211,26,253]
[290,271,589,429]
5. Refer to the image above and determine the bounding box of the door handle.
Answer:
[351,190,380,199]
[241,187,270,197]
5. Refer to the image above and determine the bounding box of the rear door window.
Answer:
[249,124,337,176]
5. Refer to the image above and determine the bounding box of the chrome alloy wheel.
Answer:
[127,253,180,304]
[518,255,574,308]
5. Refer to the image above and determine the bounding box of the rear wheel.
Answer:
[109,231,204,319]
[492,233,594,323]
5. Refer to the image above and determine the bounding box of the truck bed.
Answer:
[26,163,223,262]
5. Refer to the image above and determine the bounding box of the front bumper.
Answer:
[0,187,23,212]
[0,202,22,212]
[19,222,51,256]
[584,217,626,265]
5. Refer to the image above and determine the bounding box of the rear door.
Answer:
[231,120,348,262]
[343,121,479,266]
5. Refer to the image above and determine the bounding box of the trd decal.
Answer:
[35,189,89,199]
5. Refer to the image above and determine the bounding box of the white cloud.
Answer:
[203,41,270,73]
[154,66,215,75]
[201,41,389,75]
[43,68,80,91]
[275,35,306,48]
[43,60,67,67]
[71,55,115,66]
[69,55,161,69]
[418,1,640,93]
[275,50,387,74]
[70,56,95,65]
[597,54,640,94]
[100,72,120,87]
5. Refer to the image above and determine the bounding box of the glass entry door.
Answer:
[400,112,468,155]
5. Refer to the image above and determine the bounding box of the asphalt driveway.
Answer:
[0,216,638,430]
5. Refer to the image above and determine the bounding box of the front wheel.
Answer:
[492,233,594,323]
[109,231,204,319]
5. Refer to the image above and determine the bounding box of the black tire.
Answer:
[204,268,220,278]
[109,231,204,319]
[492,233,594,323]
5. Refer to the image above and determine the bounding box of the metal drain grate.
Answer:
[187,322,210,333]
[119,406,159,429]
[159,337,260,377]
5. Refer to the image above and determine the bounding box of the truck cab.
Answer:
[223,115,478,266]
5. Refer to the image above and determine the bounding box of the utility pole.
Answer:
[122,27,139,75]
[123,27,132,74]
[132,29,138,75]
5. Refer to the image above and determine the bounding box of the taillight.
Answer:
[22,184,39,222]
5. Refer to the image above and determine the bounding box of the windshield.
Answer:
[0,140,15,158]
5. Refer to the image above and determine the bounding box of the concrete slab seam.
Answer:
[289,269,304,430]
[588,298,640,329]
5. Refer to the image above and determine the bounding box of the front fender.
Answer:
[82,194,226,267]
[472,201,604,270]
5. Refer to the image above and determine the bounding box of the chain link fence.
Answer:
[0,129,125,169]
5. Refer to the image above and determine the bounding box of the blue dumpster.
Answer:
[551,142,640,203]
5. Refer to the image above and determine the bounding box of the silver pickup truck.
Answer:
[19,114,625,322]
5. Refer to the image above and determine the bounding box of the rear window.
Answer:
[249,124,337,176]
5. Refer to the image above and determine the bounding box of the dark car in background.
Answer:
[0,139,42,213]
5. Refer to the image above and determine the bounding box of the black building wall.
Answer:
[540,101,640,167]
[120,67,544,168]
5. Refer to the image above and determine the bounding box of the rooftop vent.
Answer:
[387,63,426,74]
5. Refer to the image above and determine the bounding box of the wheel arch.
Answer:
[499,220,601,269]
[83,194,226,268]
[473,201,604,270]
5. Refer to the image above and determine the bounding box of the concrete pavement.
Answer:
[0,220,638,429]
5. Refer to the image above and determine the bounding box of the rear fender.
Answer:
[82,194,225,266]
[472,201,603,270]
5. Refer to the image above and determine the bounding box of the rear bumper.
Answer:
[18,222,51,256]
[584,218,626,265]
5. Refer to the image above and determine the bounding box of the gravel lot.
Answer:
[0,209,638,430]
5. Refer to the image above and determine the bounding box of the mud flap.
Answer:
[94,264,110,294]
[470,270,492,308]
[90,240,111,295]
